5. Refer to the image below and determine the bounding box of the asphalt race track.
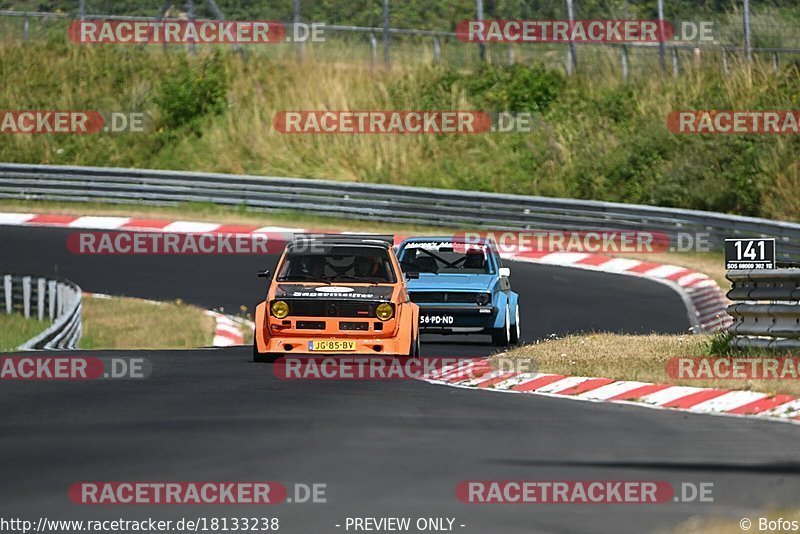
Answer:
[2,225,800,533]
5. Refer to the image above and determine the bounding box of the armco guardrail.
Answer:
[1,162,799,261]
[1,273,82,350]
[727,269,800,350]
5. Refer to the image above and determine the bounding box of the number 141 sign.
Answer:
[724,238,776,270]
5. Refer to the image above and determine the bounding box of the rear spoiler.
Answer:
[290,233,395,248]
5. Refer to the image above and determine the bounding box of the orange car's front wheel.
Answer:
[253,340,281,363]
[410,330,421,358]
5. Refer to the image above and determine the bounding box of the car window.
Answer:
[400,244,492,274]
[277,247,396,283]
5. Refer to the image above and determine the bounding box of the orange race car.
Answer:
[253,235,420,362]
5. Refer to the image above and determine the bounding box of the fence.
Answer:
[1,1,800,80]
[727,269,800,350]
[1,162,799,262]
[0,273,82,350]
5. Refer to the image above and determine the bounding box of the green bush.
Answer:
[153,52,229,131]
[410,63,565,112]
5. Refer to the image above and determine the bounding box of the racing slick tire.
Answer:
[253,341,281,363]
[509,302,521,345]
[491,306,512,347]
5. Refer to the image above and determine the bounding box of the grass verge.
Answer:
[2,43,799,222]
[80,294,215,350]
[496,333,800,397]
[0,313,48,351]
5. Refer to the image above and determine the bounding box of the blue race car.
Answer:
[396,236,520,346]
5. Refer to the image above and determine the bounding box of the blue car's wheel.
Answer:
[491,305,511,347]
[510,302,520,345]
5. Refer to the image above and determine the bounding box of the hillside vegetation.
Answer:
[0,40,798,221]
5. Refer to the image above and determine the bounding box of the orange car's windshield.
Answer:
[276,247,397,284]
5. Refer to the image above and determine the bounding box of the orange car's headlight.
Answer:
[271,300,289,319]
[375,303,394,321]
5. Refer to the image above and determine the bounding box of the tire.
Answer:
[410,331,421,358]
[491,306,511,347]
[253,341,280,363]
[509,302,521,345]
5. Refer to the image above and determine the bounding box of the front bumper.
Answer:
[260,334,411,355]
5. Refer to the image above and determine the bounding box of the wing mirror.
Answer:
[405,271,420,280]
[257,269,271,278]
[499,267,510,277]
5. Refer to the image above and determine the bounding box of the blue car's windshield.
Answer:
[400,243,492,274]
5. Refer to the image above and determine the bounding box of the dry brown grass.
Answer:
[498,333,800,397]
[80,295,214,350]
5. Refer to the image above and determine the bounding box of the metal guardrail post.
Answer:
[672,46,679,79]
[186,0,196,55]
[382,0,390,66]
[657,0,666,74]
[565,0,576,74]
[476,0,485,61]
[293,0,303,62]
[620,46,629,82]
[37,278,45,321]
[58,284,65,315]
[48,280,56,321]
[4,275,11,314]
[722,48,729,76]
[370,34,378,71]
[22,276,31,318]
[742,0,752,64]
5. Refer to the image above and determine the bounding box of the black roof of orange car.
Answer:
[289,234,395,250]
